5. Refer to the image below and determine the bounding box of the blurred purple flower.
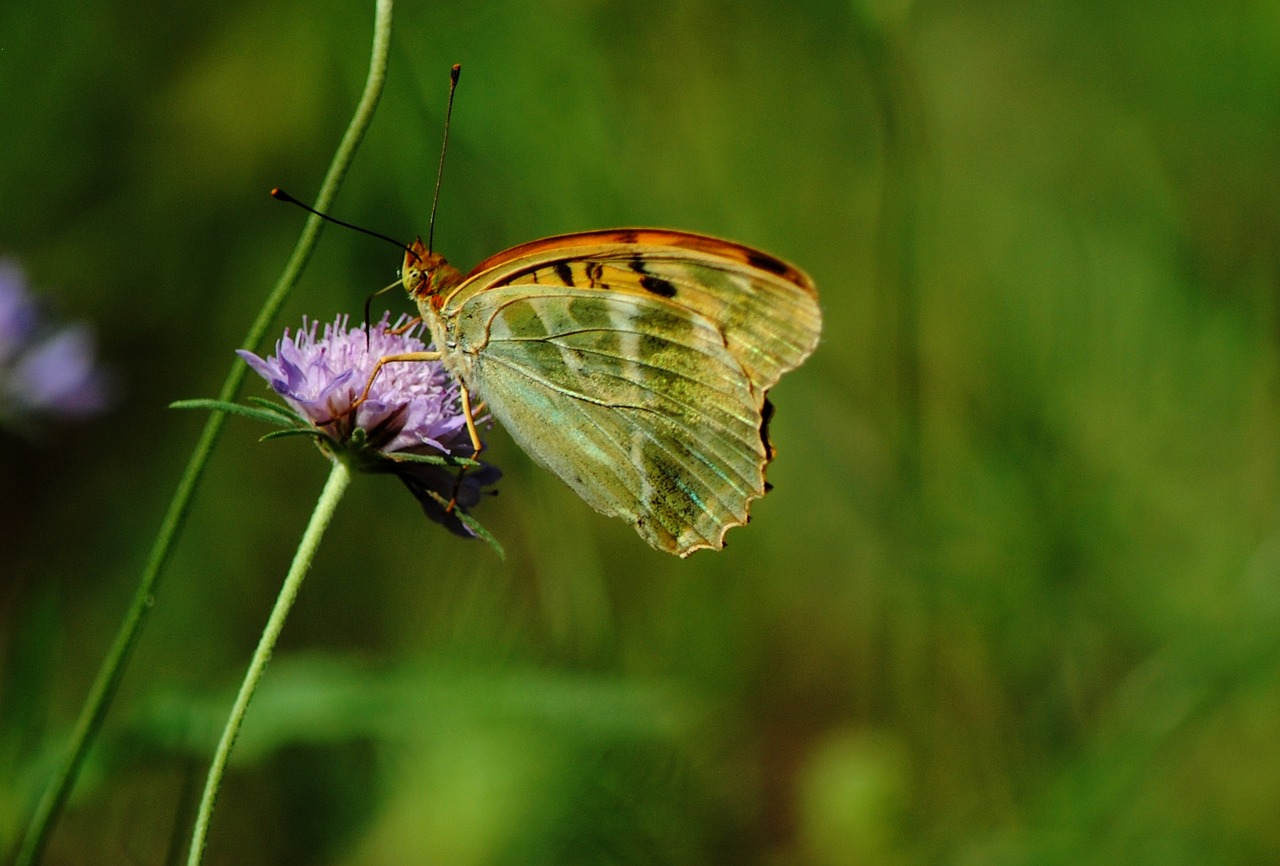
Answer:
[0,258,111,428]
[238,314,499,537]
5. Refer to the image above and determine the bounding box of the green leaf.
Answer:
[245,397,306,424]
[169,399,297,427]
[423,488,505,559]
[458,510,505,560]
[260,427,325,443]
[386,452,480,468]
[129,654,692,761]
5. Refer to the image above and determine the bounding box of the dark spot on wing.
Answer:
[628,256,648,275]
[585,261,604,287]
[616,230,640,245]
[639,274,678,298]
[553,261,573,285]
[746,249,791,278]
[760,395,776,463]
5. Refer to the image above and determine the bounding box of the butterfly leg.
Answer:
[322,350,444,425]
[445,384,484,513]
[333,351,483,513]
[459,384,484,455]
[385,316,423,337]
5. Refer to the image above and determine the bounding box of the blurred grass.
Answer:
[3,0,1280,863]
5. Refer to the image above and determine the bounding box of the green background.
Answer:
[4,0,1280,863]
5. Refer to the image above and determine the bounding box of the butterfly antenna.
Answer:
[270,188,418,261]
[427,63,462,255]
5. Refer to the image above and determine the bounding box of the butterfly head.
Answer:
[401,238,464,309]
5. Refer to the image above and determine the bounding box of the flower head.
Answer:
[0,258,111,430]
[238,314,499,537]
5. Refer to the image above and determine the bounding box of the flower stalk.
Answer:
[13,2,394,862]
[185,459,352,866]
[176,311,500,858]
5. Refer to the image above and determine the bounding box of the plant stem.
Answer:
[186,460,352,866]
[12,3,394,863]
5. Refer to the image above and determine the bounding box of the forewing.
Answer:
[457,286,770,555]
[450,229,822,393]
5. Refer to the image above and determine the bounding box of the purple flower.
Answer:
[238,314,499,537]
[0,258,111,428]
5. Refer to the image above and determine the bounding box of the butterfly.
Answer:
[371,227,821,557]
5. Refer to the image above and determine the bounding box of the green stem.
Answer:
[186,460,352,866]
[12,3,394,863]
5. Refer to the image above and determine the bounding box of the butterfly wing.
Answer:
[457,229,821,392]
[439,229,821,556]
